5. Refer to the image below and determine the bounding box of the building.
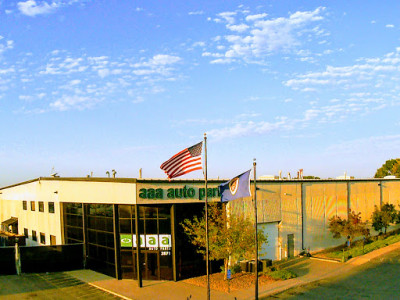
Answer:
[1,176,400,281]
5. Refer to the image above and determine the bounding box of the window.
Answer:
[48,202,55,213]
[32,230,37,241]
[24,228,28,238]
[38,201,44,212]
[40,232,46,244]
[30,201,35,211]
[23,201,27,210]
[50,235,56,245]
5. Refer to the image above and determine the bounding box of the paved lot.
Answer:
[266,248,400,299]
[2,242,400,300]
[0,272,122,299]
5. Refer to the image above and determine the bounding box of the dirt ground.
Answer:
[184,272,276,293]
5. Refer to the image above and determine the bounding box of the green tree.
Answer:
[374,159,400,178]
[371,203,397,234]
[328,211,369,246]
[181,203,267,279]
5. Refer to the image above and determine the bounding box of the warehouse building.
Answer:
[1,176,399,281]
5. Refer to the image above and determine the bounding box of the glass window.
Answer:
[159,219,171,234]
[22,201,27,210]
[120,219,131,233]
[39,201,44,212]
[119,205,132,218]
[24,228,28,238]
[32,230,37,241]
[40,232,46,244]
[30,201,35,211]
[96,217,106,231]
[50,235,56,245]
[88,204,97,215]
[48,202,55,213]
[145,219,157,234]
[145,207,158,219]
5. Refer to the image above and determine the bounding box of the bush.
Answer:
[220,263,243,274]
[268,269,297,280]
[231,263,242,274]
[263,265,279,273]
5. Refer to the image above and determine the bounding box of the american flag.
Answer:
[160,142,203,179]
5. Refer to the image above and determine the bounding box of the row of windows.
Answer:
[22,201,55,213]
[23,228,56,245]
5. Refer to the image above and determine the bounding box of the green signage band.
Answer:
[139,185,221,200]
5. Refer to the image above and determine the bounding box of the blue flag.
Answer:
[219,169,252,202]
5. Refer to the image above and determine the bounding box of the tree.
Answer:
[328,211,369,246]
[371,203,397,234]
[374,159,400,178]
[181,203,267,279]
[303,176,321,179]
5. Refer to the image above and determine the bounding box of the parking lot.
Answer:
[0,272,122,300]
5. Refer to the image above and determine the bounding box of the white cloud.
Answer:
[17,0,86,17]
[69,79,81,85]
[0,39,14,55]
[17,0,58,16]
[50,95,99,111]
[189,11,204,15]
[207,117,290,140]
[386,24,395,28]
[245,13,268,22]
[218,12,237,24]
[206,7,326,65]
[285,48,400,94]
[98,68,110,78]
[226,24,249,33]
[150,54,181,66]
[326,135,400,155]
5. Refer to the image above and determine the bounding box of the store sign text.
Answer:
[139,185,220,200]
[120,234,171,250]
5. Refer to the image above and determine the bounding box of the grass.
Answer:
[322,231,400,261]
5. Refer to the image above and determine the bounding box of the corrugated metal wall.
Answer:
[231,179,400,257]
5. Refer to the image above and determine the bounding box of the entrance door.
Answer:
[287,234,294,258]
[121,250,137,279]
[141,252,159,280]
[258,222,279,261]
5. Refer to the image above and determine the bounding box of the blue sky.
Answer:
[1,0,400,185]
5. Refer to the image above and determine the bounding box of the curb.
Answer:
[309,256,341,263]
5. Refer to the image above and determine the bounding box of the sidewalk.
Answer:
[67,241,400,300]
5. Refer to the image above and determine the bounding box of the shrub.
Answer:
[264,265,279,273]
[231,263,242,274]
[269,269,297,280]
[220,263,243,274]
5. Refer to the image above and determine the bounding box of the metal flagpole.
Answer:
[204,133,210,300]
[253,158,259,300]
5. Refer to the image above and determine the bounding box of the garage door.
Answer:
[257,222,279,261]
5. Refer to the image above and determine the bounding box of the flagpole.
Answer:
[204,133,210,300]
[253,158,259,300]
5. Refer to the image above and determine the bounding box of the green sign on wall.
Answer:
[120,234,171,249]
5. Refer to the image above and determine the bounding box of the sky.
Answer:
[1,0,400,186]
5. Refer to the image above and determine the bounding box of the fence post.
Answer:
[15,242,21,275]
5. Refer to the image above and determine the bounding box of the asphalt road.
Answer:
[265,248,400,299]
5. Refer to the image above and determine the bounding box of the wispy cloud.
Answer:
[17,0,86,17]
[202,7,327,65]
[326,135,400,155]
[188,10,204,16]
[10,50,183,112]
